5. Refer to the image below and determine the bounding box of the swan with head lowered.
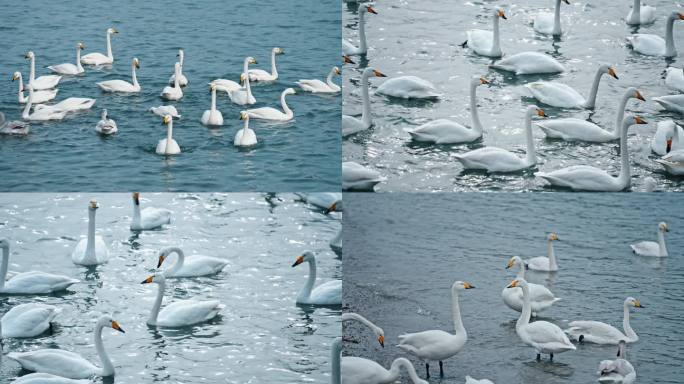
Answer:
[376,76,439,100]
[627,11,684,57]
[247,47,284,81]
[97,58,140,93]
[201,83,223,126]
[11,373,92,384]
[342,161,384,191]
[296,66,341,93]
[149,105,181,119]
[626,0,657,25]
[525,233,560,271]
[655,125,684,175]
[1,303,60,338]
[48,43,85,75]
[246,88,295,121]
[343,67,386,137]
[25,52,61,90]
[343,357,428,384]
[508,278,575,361]
[71,200,109,266]
[535,115,648,191]
[0,239,78,294]
[161,62,183,100]
[406,76,488,144]
[565,297,643,344]
[454,105,546,173]
[156,115,181,155]
[12,72,57,104]
[291,251,341,305]
[462,9,507,57]
[228,57,258,105]
[234,111,257,147]
[342,312,385,348]
[630,222,668,257]
[534,0,570,36]
[35,96,96,114]
[21,86,67,122]
[597,340,636,383]
[141,272,223,327]
[398,281,474,378]
[343,4,378,55]
[168,49,188,86]
[491,52,565,75]
[130,192,171,230]
[526,65,618,109]
[95,109,117,135]
[81,28,118,65]
[502,256,560,316]
[156,246,228,278]
[7,315,125,379]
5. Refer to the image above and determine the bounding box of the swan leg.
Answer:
[536,353,541,361]
[439,361,444,377]
[425,363,430,378]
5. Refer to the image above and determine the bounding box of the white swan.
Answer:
[491,52,565,75]
[296,192,343,213]
[565,297,642,344]
[665,67,684,93]
[149,105,181,119]
[342,357,428,384]
[7,315,124,378]
[332,337,343,384]
[535,115,647,191]
[597,341,636,383]
[247,47,284,81]
[234,111,257,147]
[12,373,92,384]
[48,43,85,75]
[291,251,341,305]
[130,192,171,230]
[343,67,386,137]
[160,62,183,100]
[462,9,506,57]
[376,76,439,100]
[228,57,257,105]
[525,233,560,271]
[0,239,78,294]
[25,52,61,90]
[81,28,117,65]
[95,109,117,135]
[655,121,684,174]
[656,145,684,175]
[626,0,657,25]
[343,4,378,55]
[406,76,487,144]
[454,105,545,173]
[168,49,188,86]
[398,281,474,378]
[627,12,684,57]
[246,88,295,121]
[156,115,181,155]
[1,303,59,338]
[21,86,67,122]
[13,72,57,104]
[141,272,223,327]
[465,377,494,384]
[71,200,109,266]
[342,161,383,191]
[508,278,575,360]
[35,97,96,114]
[342,312,384,347]
[0,112,29,135]
[201,83,223,126]
[296,66,341,93]
[526,65,618,109]
[156,246,228,278]
[630,222,668,257]
[653,94,684,114]
[502,256,561,316]
[97,58,140,93]
[534,0,570,36]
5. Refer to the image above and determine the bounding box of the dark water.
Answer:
[0,193,341,383]
[0,0,341,192]
[343,0,684,192]
[343,193,684,383]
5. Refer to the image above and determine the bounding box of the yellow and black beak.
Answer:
[506,280,519,288]
[373,70,387,78]
[157,254,165,268]
[480,77,489,85]
[635,91,645,101]
[463,282,475,289]
[378,335,385,348]
[634,300,644,308]
[292,255,304,267]
[537,108,547,117]
[325,202,338,214]
[367,6,378,14]
[343,55,356,65]
[634,116,648,125]
[111,320,125,333]
[498,10,507,20]
[141,276,154,284]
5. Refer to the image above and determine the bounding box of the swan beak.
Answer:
[635,91,645,101]
[678,12,684,20]
[378,335,385,348]
[505,259,514,269]
[634,300,644,308]
[335,68,342,75]
[239,112,248,120]
[325,202,338,214]
[157,255,165,268]
[367,6,378,14]
[89,200,98,210]
[666,138,673,153]
[292,255,304,267]
[463,282,475,289]
[498,10,507,19]
[11,74,18,81]
[537,108,547,117]
[506,280,519,288]
[133,192,140,205]
[141,276,154,284]
[550,233,559,241]
[608,67,618,80]
[563,0,570,4]
[111,321,125,333]
[373,70,387,78]
[343,55,356,65]
[634,116,647,125]
[163,115,172,124]
[480,77,489,85]
[113,29,119,34]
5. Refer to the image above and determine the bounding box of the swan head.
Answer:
[547,232,559,241]
[209,83,217,92]
[239,111,249,121]
[334,66,341,76]
[506,278,527,289]
[283,88,296,96]
[273,47,285,55]
[452,281,475,291]
[363,67,387,79]
[506,256,523,269]
[625,87,645,102]
[78,42,85,50]
[496,9,507,20]
[107,28,119,35]
[11,72,21,81]
[98,315,125,333]
[617,340,627,358]
[292,251,315,267]
[89,199,99,211]
[343,55,356,65]
[246,56,257,65]
[132,192,140,205]
[365,5,378,14]
[658,222,669,233]
[141,272,166,285]
[24,51,34,60]
[472,76,489,87]
[528,105,546,118]
[625,297,643,308]
[622,115,647,128]
[133,58,140,69]
[101,109,108,119]
[163,115,172,125]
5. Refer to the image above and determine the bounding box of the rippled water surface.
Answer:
[343,0,684,191]
[0,193,341,383]
[343,193,684,383]
[0,0,340,191]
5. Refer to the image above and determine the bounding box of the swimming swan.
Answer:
[201,83,224,126]
[160,62,183,100]
[21,86,66,122]
[525,65,618,109]
[291,251,341,305]
[228,57,257,105]
[12,72,57,104]
[168,49,188,86]
[463,9,506,57]
[565,297,643,344]
[97,58,140,93]
[149,105,181,119]
[130,192,171,230]
[655,126,684,175]
[502,256,560,316]
[626,0,656,25]
[376,76,440,100]
[0,112,29,135]
[245,88,295,121]
[34,97,96,114]
[597,340,636,383]
[342,67,386,137]
[247,47,284,81]
[48,43,85,75]
[627,11,684,57]
[525,233,560,271]
[71,199,109,266]
[630,222,668,257]
[234,111,257,147]
[24,51,61,90]
[342,357,428,384]
[296,66,341,93]
[343,4,378,55]
[156,246,228,278]
[156,115,181,155]
[81,28,118,65]
[534,0,570,36]
[95,109,117,135]
[0,239,78,294]
[1,303,60,338]
[491,52,565,75]
[342,161,384,191]
[11,373,92,384]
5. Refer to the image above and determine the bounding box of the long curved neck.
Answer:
[0,245,9,290]
[584,68,604,109]
[29,56,36,83]
[16,75,25,103]
[622,302,636,340]
[341,313,378,335]
[492,16,501,54]
[280,92,293,117]
[616,121,631,188]
[211,88,217,112]
[22,89,32,118]
[240,118,251,145]
[469,82,483,134]
[76,48,83,72]
[361,72,372,126]
[179,52,184,72]
[131,64,138,87]
[524,111,536,166]
[86,208,96,257]
[106,32,113,60]
[553,0,562,34]
[326,68,336,88]
[298,258,317,302]
[331,337,342,384]
[358,10,367,53]
[149,279,166,325]
[166,247,185,275]
[547,240,557,269]
[615,92,631,137]
[451,288,465,335]
[270,50,278,77]
[94,323,115,376]
[657,230,667,256]
[665,15,677,57]
[516,261,526,280]
[517,283,532,328]
[165,121,174,153]
[393,358,422,384]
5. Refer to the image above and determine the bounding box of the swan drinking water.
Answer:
[342,161,384,191]
[7,315,124,379]
[168,49,188,86]
[526,65,618,109]
[630,222,669,257]
[97,57,141,93]
[462,9,507,57]
[95,109,117,135]
[12,72,58,104]
[228,57,258,105]
[597,340,636,383]
[626,0,657,25]
[0,239,78,294]
[156,114,181,155]
[342,67,386,137]
[81,28,118,65]
[502,256,561,316]
[234,111,257,147]
[247,47,284,81]
[533,0,570,36]
[627,11,684,57]
[48,43,85,75]
[25,51,61,90]
[525,233,560,271]
[156,246,228,278]
[565,297,643,344]
[161,62,183,100]
[296,66,341,93]
[201,83,223,126]
[343,4,378,55]
[291,251,341,305]
[130,192,171,230]
[1,303,59,338]
[71,199,109,266]
[245,88,295,121]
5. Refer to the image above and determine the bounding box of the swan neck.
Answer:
[470,81,483,134]
[615,91,630,137]
[86,208,96,256]
[492,15,501,54]
[617,120,631,189]
[451,288,465,335]
[106,32,113,60]
[22,88,32,119]
[524,111,536,166]
[0,245,9,290]
[518,283,532,328]
[657,230,667,256]
[132,199,141,226]
[173,65,180,88]
[211,87,217,111]
[516,261,526,279]
[131,63,138,87]
[149,279,165,325]
[361,71,372,126]
[359,10,367,53]
[584,67,604,109]
[553,0,562,34]
[95,322,115,376]
[16,74,25,103]
[167,247,185,275]
[243,59,252,98]
[331,338,342,384]
[547,240,557,269]
[298,257,317,302]
[622,301,636,340]
[76,47,83,72]
[280,91,293,117]
[665,14,676,56]
[326,68,335,87]
[341,313,377,334]
[29,56,36,83]
[270,50,278,76]
[395,358,422,384]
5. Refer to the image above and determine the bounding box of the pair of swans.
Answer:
[130,192,171,230]
[156,246,228,277]
[398,281,474,378]
[502,256,560,316]
[12,72,58,104]
[463,9,506,57]
[211,57,257,105]
[598,341,636,383]
[291,251,341,305]
[97,58,141,93]
[95,109,117,135]
[168,49,188,86]
[533,0,570,36]
[0,112,29,135]
[343,4,377,55]
[526,232,560,271]
[627,11,684,57]
[0,239,78,294]
[161,62,183,100]
[655,124,684,175]
[149,105,181,119]
[536,115,648,191]
[201,83,223,126]
[157,114,181,155]
[526,64,618,109]
[630,222,669,257]
[81,28,118,65]
[626,0,656,25]
[342,161,384,191]
[565,297,642,344]
[8,315,124,379]
[454,105,546,173]
[48,43,85,75]
[71,199,109,266]
[508,279,575,360]
[296,66,341,93]
[247,47,284,81]
[235,111,257,147]
[246,88,296,122]
[25,51,61,90]
[342,67,386,137]
[1,303,59,338]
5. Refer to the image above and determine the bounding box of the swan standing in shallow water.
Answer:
[21,86,67,122]
[161,62,183,100]
[25,52,61,90]
[526,65,618,109]
[95,109,117,135]
[81,28,118,65]
[343,67,386,137]
[168,49,188,86]
[343,4,378,55]
[626,0,657,25]
[535,115,648,191]
[48,43,85,75]
[246,88,295,121]
[141,272,223,327]
[1,303,59,338]
[291,251,341,305]
[130,192,171,230]
[201,83,224,126]
[0,239,78,294]
[462,9,506,57]
[156,246,228,278]
[565,297,643,344]
[598,340,636,383]
[71,200,109,266]
[398,281,474,378]
[406,76,488,144]
[0,112,29,135]
[525,233,560,271]
[665,67,684,92]
[508,279,575,361]
[296,66,341,93]
[491,52,565,75]
[627,12,684,57]
[454,105,546,173]
[13,72,57,104]
[376,76,440,99]
[97,58,140,93]
[630,222,668,257]
[534,0,570,36]
[234,111,257,147]
[157,115,181,155]
[149,105,181,119]
[228,57,258,105]
[12,373,92,384]
[247,47,284,81]
[342,161,384,191]
[502,256,560,316]
[655,125,684,175]
[7,315,124,379]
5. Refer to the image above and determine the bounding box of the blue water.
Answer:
[0,0,340,191]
